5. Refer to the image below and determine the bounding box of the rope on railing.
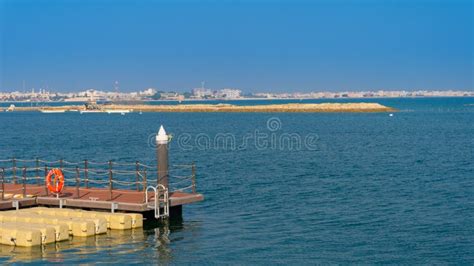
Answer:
[21,177,39,181]
[87,161,110,165]
[59,167,85,172]
[108,169,139,174]
[1,167,152,175]
[2,159,194,169]
[62,160,81,165]
[15,159,36,163]
[1,176,45,182]
[172,164,193,168]
[112,162,138,166]
[110,172,136,176]
[61,168,78,174]
[0,158,196,193]
[111,180,137,186]
[15,168,39,173]
[56,167,145,174]
[170,174,193,180]
[137,163,154,169]
[38,159,61,164]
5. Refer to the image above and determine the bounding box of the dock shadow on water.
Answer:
[0,218,191,264]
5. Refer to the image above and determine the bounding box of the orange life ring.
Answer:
[46,168,65,194]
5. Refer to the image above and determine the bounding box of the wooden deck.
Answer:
[0,184,204,212]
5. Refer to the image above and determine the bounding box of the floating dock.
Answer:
[0,207,143,246]
[0,125,204,248]
[0,184,203,213]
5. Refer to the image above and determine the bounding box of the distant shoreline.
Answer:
[0,95,473,104]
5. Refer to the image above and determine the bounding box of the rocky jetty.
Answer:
[8,102,396,113]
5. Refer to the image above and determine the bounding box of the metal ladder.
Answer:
[145,184,169,219]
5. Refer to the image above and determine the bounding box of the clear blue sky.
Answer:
[0,0,472,92]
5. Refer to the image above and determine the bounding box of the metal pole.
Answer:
[108,161,113,201]
[191,161,196,193]
[84,160,89,189]
[144,168,147,189]
[75,166,80,199]
[59,159,63,170]
[22,167,26,197]
[143,168,147,202]
[12,158,16,184]
[35,158,40,186]
[135,161,139,191]
[1,168,5,200]
[156,125,169,189]
[44,166,49,196]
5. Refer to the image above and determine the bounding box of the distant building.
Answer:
[218,88,242,99]
[192,88,213,98]
[160,92,180,100]
[140,88,157,96]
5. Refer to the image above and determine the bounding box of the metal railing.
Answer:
[0,158,197,201]
[146,184,169,219]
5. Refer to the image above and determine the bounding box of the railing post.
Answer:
[143,168,148,202]
[22,167,26,197]
[108,161,113,201]
[135,161,139,191]
[143,168,147,190]
[1,168,5,201]
[35,158,40,186]
[44,165,49,196]
[84,160,89,189]
[59,159,63,171]
[156,125,169,189]
[75,166,80,199]
[191,161,196,193]
[12,157,16,184]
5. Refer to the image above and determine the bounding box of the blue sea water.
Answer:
[0,97,473,264]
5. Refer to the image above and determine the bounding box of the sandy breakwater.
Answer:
[6,103,396,113]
